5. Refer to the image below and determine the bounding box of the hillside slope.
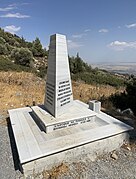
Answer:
[0,71,124,114]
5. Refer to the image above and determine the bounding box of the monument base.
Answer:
[23,132,129,176]
[31,100,102,133]
[8,100,133,176]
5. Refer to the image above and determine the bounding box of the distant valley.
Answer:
[92,62,136,75]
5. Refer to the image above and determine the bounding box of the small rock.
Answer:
[122,143,131,151]
[126,146,131,151]
[122,108,133,115]
[117,109,121,113]
[16,92,22,96]
[110,152,118,160]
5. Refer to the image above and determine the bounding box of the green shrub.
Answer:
[0,56,34,72]
[32,37,45,57]
[110,79,136,115]
[11,47,33,67]
[0,44,8,55]
[37,66,47,78]
[71,71,125,87]
[0,37,6,44]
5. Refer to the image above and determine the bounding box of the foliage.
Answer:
[0,28,47,59]
[32,37,45,57]
[110,79,136,115]
[37,66,47,78]
[0,44,8,55]
[0,37,6,44]
[126,80,136,96]
[11,47,33,67]
[69,53,91,74]
[0,56,34,72]
[69,54,126,88]
[20,36,27,48]
[0,26,48,76]
[5,43,13,54]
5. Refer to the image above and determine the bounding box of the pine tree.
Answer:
[32,37,44,57]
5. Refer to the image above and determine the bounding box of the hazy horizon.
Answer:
[90,61,136,65]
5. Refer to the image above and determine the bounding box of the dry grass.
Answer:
[72,81,124,103]
[0,71,45,114]
[0,71,124,114]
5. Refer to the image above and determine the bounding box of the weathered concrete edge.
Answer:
[22,132,129,176]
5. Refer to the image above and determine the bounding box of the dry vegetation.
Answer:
[41,163,69,179]
[33,162,87,179]
[0,71,124,115]
[0,72,45,114]
[72,81,124,103]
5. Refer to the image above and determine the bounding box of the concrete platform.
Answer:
[31,100,97,133]
[8,104,133,176]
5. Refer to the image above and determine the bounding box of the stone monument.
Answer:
[31,33,99,133]
[8,33,133,176]
[44,34,73,117]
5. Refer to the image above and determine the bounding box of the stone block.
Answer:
[89,100,101,113]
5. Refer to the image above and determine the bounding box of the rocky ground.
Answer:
[0,113,136,179]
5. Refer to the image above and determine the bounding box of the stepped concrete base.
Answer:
[8,103,133,176]
[31,100,97,133]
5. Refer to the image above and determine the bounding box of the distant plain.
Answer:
[92,62,136,75]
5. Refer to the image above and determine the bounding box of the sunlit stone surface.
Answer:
[44,34,73,117]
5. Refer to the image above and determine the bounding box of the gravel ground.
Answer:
[0,114,136,179]
[59,146,136,179]
[0,115,23,179]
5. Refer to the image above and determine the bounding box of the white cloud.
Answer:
[8,3,17,7]
[0,5,16,11]
[84,29,91,32]
[4,25,21,34]
[0,13,30,18]
[99,28,109,33]
[126,23,136,28]
[72,29,91,39]
[67,40,83,49]
[0,3,29,12]
[20,3,30,6]
[72,33,86,38]
[108,40,136,51]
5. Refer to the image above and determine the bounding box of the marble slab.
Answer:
[9,106,133,164]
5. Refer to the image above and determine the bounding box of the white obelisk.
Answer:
[44,34,73,117]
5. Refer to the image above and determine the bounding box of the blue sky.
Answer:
[1,0,136,63]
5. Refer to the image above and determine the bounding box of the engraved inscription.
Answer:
[46,82,55,106]
[57,80,72,107]
[53,116,95,130]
